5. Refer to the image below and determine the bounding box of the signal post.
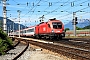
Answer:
[73,12,78,37]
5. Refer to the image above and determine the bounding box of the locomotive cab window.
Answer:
[52,22,62,29]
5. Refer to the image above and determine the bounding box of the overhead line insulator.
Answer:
[33,2,34,6]
[88,3,90,6]
[49,2,52,7]
[27,2,28,6]
[71,2,74,7]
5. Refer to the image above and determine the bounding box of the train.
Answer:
[10,18,65,39]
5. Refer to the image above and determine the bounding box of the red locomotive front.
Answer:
[35,18,65,39]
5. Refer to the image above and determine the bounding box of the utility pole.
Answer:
[17,10,21,38]
[13,21,14,37]
[13,18,16,37]
[3,0,7,33]
[8,27,9,36]
[10,25,11,36]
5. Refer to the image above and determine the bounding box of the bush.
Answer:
[0,29,13,55]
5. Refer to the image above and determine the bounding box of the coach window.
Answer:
[16,31,19,34]
[23,30,26,33]
[27,29,34,32]
[27,29,31,32]
[25,30,26,33]
[31,29,34,32]
[20,31,23,33]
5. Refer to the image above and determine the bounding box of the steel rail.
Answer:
[12,38,29,60]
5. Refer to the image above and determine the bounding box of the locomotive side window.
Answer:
[52,22,62,29]
[48,24,51,28]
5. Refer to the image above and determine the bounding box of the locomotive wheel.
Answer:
[59,37,62,40]
[49,36,52,40]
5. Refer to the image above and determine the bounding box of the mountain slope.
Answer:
[83,25,90,29]
[0,17,26,32]
[65,19,90,30]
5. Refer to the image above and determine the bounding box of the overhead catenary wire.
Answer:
[49,0,90,21]
[9,0,90,18]
[20,0,42,19]
[4,0,90,25]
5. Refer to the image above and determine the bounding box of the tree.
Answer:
[83,25,90,29]
[76,26,83,30]
[0,28,13,55]
[65,28,70,32]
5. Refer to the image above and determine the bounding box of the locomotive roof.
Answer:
[37,19,62,25]
[49,18,56,21]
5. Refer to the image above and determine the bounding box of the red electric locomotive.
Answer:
[35,18,65,39]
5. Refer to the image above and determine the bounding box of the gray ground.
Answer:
[18,45,74,60]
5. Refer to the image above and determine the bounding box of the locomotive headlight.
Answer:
[63,31,65,33]
[52,30,54,33]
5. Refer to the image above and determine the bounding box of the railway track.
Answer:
[15,37,90,60]
[60,38,90,50]
[0,38,29,60]
[13,39,29,60]
[41,37,90,50]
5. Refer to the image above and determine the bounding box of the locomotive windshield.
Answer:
[52,22,62,29]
